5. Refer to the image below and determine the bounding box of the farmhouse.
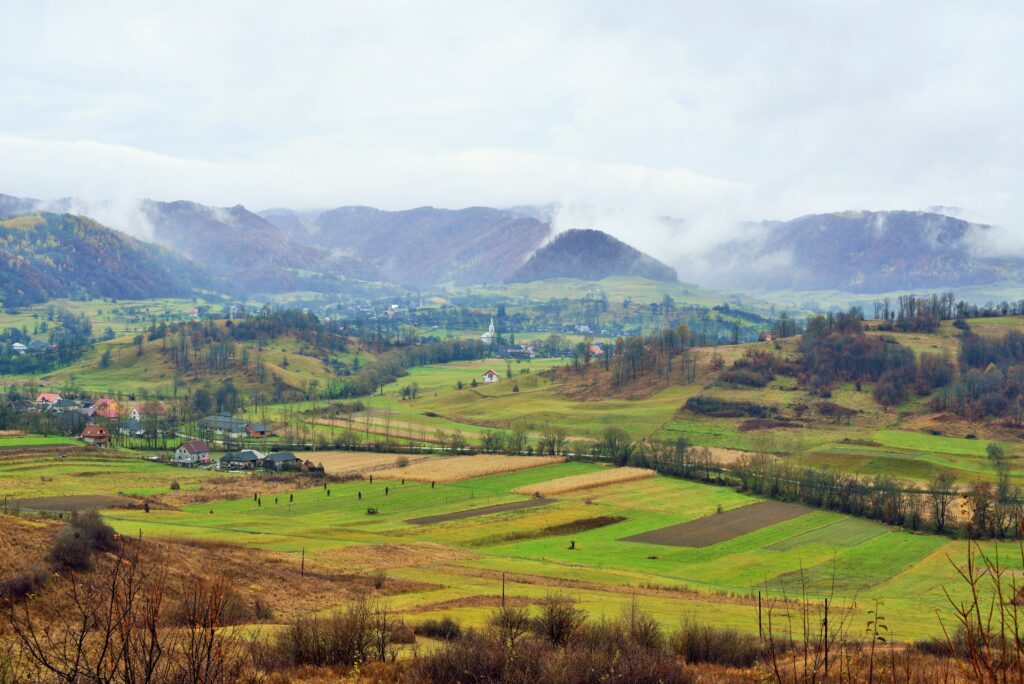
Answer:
[173,440,210,466]
[130,405,166,422]
[35,392,62,406]
[93,397,121,419]
[10,342,26,354]
[118,419,146,437]
[47,398,80,413]
[263,451,300,471]
[220,449,264,469]
[246,422,272,438]
[199,414,249,438]
[79,423,109,447]
[482,369,501,384]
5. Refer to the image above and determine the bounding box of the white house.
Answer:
[173,440,211,466]
[11,342,26,354]
[482,369,501,384]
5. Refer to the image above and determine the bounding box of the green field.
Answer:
[79,457,978,640]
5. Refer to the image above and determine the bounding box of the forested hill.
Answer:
[706,210,1018,293]
[0,213,202,307]
[506,229,678,283]
[261,205,552,286]
[141,200,386,294]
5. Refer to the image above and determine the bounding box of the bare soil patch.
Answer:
[376,455,563,483]
[407,497,556,525]
[471,515,627,547]
[623,501,809,548]
[11,494,139,512]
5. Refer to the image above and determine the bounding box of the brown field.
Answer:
[322,542,478,571]
[12,494,139,512]
[407,497,556,525]
[623,501,809,547]
[375,454,563,483]
[313,451,430,476]
[511,466,654,496]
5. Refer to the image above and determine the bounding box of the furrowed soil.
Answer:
[406,497,556,525]
[623,501,809,547]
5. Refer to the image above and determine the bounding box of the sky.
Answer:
[1,1,1022,258]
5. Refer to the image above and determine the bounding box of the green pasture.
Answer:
[99,459,986,639]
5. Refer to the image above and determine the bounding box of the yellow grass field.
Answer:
[313,451,429,476]
[375,455,564,482]
[512,466,655,496]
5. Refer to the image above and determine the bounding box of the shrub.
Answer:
[274,598,376,667]
[71,510,118,552]
[49,525,94,571]
[254,596,275,621]
[372,569,387,589]
[0,567,48,601]
[395,456,409,468]
[415,616,463,641]
[533,593,586,646]
[389,620,417,644]
[170,480,181,490]
[668,618,764,667]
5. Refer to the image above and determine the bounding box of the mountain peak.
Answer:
[506,229,677,283]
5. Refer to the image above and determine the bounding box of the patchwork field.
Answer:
[36,454,975,641]
[375,454,564,482]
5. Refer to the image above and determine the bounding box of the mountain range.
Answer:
[1,192,1021,302]
[704,210,1018,293]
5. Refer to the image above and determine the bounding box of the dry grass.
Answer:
[321,542,477,572]
[512,466,654,496]
[314,451,429,476]
[375,455,563,483]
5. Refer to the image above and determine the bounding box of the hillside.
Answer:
[142,200,386,294]
[263,205,552,286]
[707,210,1018,293]
[506,229,678,283]
[0,213,202,308]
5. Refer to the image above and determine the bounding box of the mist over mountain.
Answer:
[140,200,385,294]
[507,229,678,283]
[702,210,1020,294]
[262,205,552,286]
[0,213,201,307]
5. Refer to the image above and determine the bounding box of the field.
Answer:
[622,501,808,547]
[13,453,962,641]
[511,466,654,496]
[374,454,564,482]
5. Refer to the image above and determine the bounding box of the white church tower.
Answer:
[481,317,496,343]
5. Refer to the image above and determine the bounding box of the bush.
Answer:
[395,456,409,468]
[668,618,764,667]
[49,525,94,571]
[0,567,48,600]
[533,593,586,646]
[415,616,463,641]
[71,510,118,552]
[254,596,275,621]
[372,569,387,589]
[274,599,375,667]
[170,480,181,491]
[389,620,417,644]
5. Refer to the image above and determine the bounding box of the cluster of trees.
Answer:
[930,329,1024,420]
[601,324,691,386]
[0,310,92,375]
[719,349,798,388]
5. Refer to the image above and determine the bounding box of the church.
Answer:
[481,317,496,344]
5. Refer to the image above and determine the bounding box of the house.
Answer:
[117,419,146,437]
[760,332,775,342]
[482,369,501,384]
[219,449,264,469]
[199,414,250,438]
[481,317,496,344]
[130,405,166,422]
[246,422,272,438]
[588,344,605,357]
[173,440,210,466]
[80,423,110,446]
[11,342,26,354]
[27,340,51,353]
[263,451,300,471]
[47,398,80,413]
[35,392,62,406]
[93,397,121,420]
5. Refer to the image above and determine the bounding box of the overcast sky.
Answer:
[1,1,1022,254]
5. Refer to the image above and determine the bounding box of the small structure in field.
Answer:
[264,452,300,471]
[220,449,264,470]
[246,422,272,438]
[199,414,249,439]
[482,369,501,384]
[80,423,110,447]
[174,440,211,466]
